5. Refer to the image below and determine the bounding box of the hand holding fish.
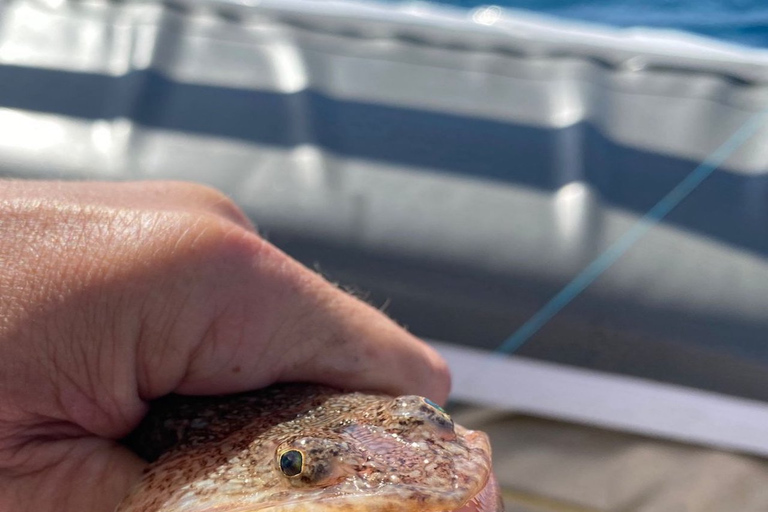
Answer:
[0,180,450,512]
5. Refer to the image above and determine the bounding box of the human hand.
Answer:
[0,180,450,512]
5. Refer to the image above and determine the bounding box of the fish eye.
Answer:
[279,449,304,477]
[391,396,455,439]
[277,439,345,485]
[420,398,454,431]
[423,397,446,414]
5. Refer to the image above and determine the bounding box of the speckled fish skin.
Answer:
[119,384,503,512]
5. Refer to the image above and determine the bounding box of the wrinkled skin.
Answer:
[0,180,450,512]
[119,385,504,512]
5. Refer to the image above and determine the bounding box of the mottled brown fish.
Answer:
[119,384,503,512]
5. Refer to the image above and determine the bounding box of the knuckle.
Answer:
[162,209,268,271]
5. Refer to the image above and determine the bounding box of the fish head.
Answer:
[119,387,503,512]
[253,393,501,512]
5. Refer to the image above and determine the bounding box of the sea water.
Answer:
[398,0,768,48]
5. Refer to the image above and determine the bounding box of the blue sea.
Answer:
[422,0,768,49]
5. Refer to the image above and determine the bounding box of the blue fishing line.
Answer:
[496,109,768,355]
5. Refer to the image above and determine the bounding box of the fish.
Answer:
[118,383,503,512]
